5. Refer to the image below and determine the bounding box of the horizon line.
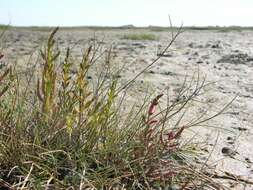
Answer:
[2,24,253,29]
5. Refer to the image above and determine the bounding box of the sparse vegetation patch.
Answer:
[122,33,157,41]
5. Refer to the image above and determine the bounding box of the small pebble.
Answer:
[245,157,252,163]
[221,147,237,156]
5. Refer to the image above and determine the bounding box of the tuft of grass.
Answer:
[122,33,157,41]
[0,27,235,189]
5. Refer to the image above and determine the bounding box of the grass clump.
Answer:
[0,27,232,189]
[122,33,157,41]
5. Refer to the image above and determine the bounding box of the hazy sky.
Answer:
[0,0,253,27]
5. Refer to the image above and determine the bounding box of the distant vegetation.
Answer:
[0,24,9,30]
[122,33,157,40]
[149,26,253,31]
[2,24,253,32]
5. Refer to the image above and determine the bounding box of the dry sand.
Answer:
[1,27,253,189]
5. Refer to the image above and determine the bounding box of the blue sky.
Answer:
[1,0,253,27]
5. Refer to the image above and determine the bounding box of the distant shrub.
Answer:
[122,33,157,41]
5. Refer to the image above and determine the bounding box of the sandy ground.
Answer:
[1,27,253,189]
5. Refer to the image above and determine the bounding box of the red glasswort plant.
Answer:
[132,93,187,185]
[145,94,185,148]
[146,93,163,125]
